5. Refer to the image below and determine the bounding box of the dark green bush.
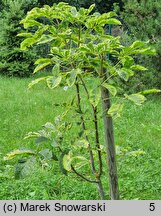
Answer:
[118,0,161,91]
[0,0,38,77]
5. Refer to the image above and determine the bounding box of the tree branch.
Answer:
[79,76,103,178]
[71,165,98,184]
[75,80,96,174]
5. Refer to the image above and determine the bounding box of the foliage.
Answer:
[119,0,161,91]
[4,2,159,199]
[0,0,38,77]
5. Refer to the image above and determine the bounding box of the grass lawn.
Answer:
[0,75,161,200]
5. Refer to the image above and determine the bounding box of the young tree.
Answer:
[5,2,159,200]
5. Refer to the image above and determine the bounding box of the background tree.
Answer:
[38,0,124,13]
[118,0,161,91]
[0,0,38,77]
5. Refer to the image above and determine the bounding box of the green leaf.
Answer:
[79,46,91,53]
[125,93,146,105]
[63,154,72,171]
[46,76,62,89]
[117,68,134,81]
[87,4,95,14]
[20,38,36,50]
[4,149,36,161]
[139,89,161,95]
[52,64,60,76]
[108,103,124,118]
[23,19,42,29]
[51,140,59,148]
[17,32,33,37]
[133,48,156,55]
[39,149,53,160]
[34,62,52,73]
[67,69,81,87]
[130,41,145,49]
[59,149,70,175]
[121,56,134,68]
[89,87,101,107]
[37,34,54,44]
[28,77,48,89]
[102,83,117,96]
[71,7,78,17]
[35,137,49,144]
[43,122,55,130]
[35,58,52,65]
[24,132,40,139]
[105,18,121,25]
[71,156,88,169]
[51,47,60,55]
[106,11,117,18]
[130,65,147,71]
[76,139,89,149]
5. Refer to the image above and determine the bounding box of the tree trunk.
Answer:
[101,70,119,200]
[97,180,105,200]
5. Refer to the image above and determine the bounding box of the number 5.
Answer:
[149,203,155,211]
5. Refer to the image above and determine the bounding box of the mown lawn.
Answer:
[0,75,160,200]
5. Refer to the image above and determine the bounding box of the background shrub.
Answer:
[0,0,38,77]
[117,0,161,91]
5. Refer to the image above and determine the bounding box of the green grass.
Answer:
[0,75,161,200]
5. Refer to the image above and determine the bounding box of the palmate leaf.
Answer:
[4,149,36,161]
